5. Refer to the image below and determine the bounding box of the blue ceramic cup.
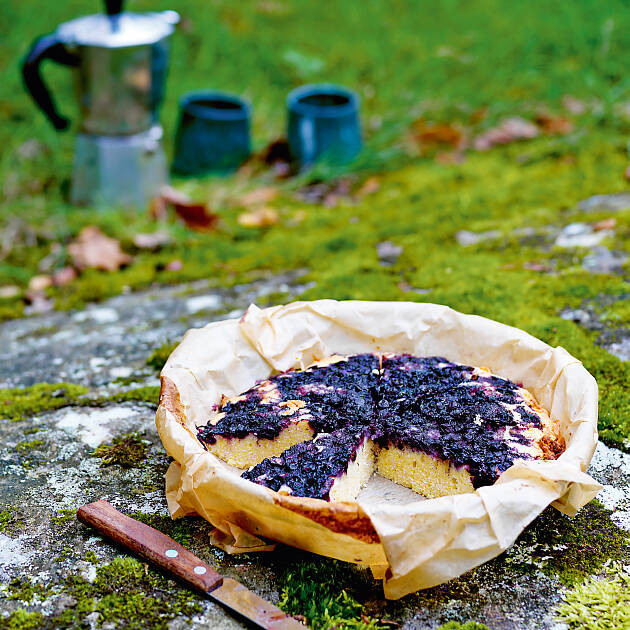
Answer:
[173,91,251,175]
[287,84,361,167]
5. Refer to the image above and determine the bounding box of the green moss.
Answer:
[278,560,386,629]
[131,512,196,548]
[504,500,629,585]
[7,578,49,603]
[4,609,44,630]
[84,550,99,564]
[555,562,630,629]
[0,383,89,422]
[58,556,202,629]
[98,386,160,407]
[0,506,25,535]
[15,439,43,453]
[91,432,148,468]
[437,623,490,630]
[146,341,179,373]
[50,509,76,527]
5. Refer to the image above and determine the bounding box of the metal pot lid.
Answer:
[56,11,179,48]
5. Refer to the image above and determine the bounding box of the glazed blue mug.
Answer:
[287,84,362,167]
[173,91,251,175]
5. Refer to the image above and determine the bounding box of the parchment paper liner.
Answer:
[156,300,601,599]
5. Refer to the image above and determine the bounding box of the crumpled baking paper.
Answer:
[156,300,601,599]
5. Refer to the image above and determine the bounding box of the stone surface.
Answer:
[0,274,628,629]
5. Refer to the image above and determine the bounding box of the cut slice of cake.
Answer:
[242,425,375,501]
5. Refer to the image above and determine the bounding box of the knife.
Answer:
[77,500,304,629]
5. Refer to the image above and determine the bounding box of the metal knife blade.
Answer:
[77,500,304,630]
[210,577,303,629]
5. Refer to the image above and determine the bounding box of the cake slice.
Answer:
[242,425,376,501]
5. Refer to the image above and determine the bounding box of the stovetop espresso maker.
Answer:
[22,0,179,206]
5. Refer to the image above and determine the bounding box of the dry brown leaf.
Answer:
[173,203,219,231]
[562,95,588,115]
[624,165,630,181]
[357,176,380,198]
[593,218,617,231]
[159,185,193,206]
[133,230,172,250]
[0,285,20,299]
[52,266,77,286]
[237,207,279,228]
[153,185,219,231]
[239,187,278,206]
[28,275,52,292]
[535,113,573,135]
[68,226,133,272]
[412,119,464,150]
[165,259,183,272]
[474,117,539,151]
[24,290,54,315]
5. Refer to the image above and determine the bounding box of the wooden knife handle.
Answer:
[77,499,223,594]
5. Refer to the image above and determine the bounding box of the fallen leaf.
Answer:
[593,218,616,231]
[52,266,77,286]
[474,117,539,151]
[356,177,380,198]
[28,275,52,292]
[68,226,133,272]
[24,290,54,315]
[239,187,278,206]
[173,203,219,231]
[0,285,20,299]
[153,186,219,231]
[535,113,573,135]
[299,178,355,206]
[412,119,464,150]
[435,151,465,165]
[562,95,587,115]
[257,138,294,178]
[624,164,630,181]
[237,207,279,228]
[523,261,549,272]
[165,259,183,272]
[133,230,172,250]
[159,185,194,206]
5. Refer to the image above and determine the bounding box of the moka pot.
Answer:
[22,0,179,206]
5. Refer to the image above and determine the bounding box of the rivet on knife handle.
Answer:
[76,499,223,594]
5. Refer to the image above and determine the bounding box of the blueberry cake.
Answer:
[197,354,564,501]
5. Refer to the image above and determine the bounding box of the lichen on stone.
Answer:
[437,623,490,630]
[555,561,630,629]
[91,432,148,468]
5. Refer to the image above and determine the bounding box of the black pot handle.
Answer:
[21,33,79,131]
